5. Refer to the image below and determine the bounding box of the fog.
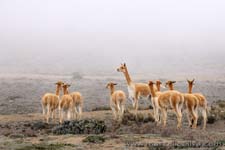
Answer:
[0,0,225,76]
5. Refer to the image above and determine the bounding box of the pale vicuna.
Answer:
[70,90,83,120]
[187,79,208,129]
[165,80,199,128]
[149,81,184,129]
[106,82,126,121]
[117,63,156,115]
[59,84,73,124]
[41,81,64,123]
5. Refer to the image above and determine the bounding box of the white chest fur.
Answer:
[127,85,135,99]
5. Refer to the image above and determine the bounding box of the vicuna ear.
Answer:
[67,84,71,87]
[124,63,126,66]
[113,83,117,85]
[172,81,176,83]
[187,79,190,82]
[192,79,195,82]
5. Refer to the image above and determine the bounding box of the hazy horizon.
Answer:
[0,0,225,77]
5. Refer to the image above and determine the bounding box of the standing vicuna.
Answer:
[165,80,199,129]
[117,63,157,115]
[70,89,83,120]
[41,81,64,123]
[59,84,74,124]
[187,79,208,129]
[106,82,126,121]
[148,81,162,122]
[149,81,184,129]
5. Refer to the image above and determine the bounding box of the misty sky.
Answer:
[0,0,225,75]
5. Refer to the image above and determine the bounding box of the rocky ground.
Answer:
[0,74,225,149]
[0,106,225,150]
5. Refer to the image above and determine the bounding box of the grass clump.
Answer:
[83,135,105,143]
[15,143,74,150]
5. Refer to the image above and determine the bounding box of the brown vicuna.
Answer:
[187,79,208,129]
[149,81,184,129]
[117,63,157,115]
[166,80,199,129]
[148,81,162,122]
[41,81,64,123]
[106,82,126,121]
[59,84,73,124]
[70,90,83,120]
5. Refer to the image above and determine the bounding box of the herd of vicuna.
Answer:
[41,63,208,130]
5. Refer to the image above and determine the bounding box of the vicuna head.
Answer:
[165,80,176,90]
[106,82,117,95]
[148,81,156,97]
[55,81,64,95]
[55,81,64,89]
[62,84,71,95]
[148,81,155,87]
[117,63,127,73]
[187,79,195,93]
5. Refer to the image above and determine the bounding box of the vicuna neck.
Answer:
[169,84,174,90]
[55,87,60,96]
[149,85,156,97]
[63,88,69,95]
[109,86,115,96]
[156,84,161,91]
[188,84,193,94]
[123,67,132,85]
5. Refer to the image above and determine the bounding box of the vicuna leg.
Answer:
[51,109,55,119]
[42,104,46,122]
[186,109,192,127]
[151,97,156,121]
[121,104,125,119]
[46,104,50,123]
[175,105,182,129]
[59,109,63,124]
[134,99,138,116]
[161,108,167,128]
[131,97,135,108]
[155,105,160,124]
[111,106,117,120]
[42,103,46,115]
[202,108,207,130]
[190,107,198,129]
[67,110,71,121]
[74,107,78,120]
[78,105,82,120]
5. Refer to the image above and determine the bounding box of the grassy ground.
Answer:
[0,110,225,150]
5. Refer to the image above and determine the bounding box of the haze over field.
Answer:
[0,0,225,78]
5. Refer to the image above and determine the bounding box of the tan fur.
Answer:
[156,80,162,92]
[41,81,64,123]
[148,81,162,122]
[157,90,184,129]
[165,80,176,90]
[117,63,156,115]
[150,80,184,128]
[106,82,126,121]
[187,79,208,129]
[183,94,199,128]
[59,84,74,124]
[166,80,199,128]
[70,92,83,120]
